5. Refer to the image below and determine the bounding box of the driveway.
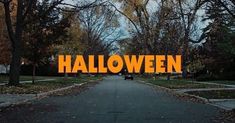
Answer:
[0,76,224,123]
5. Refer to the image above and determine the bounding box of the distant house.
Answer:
[0,65,9,74]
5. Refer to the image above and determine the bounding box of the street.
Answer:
[0,76,222,123]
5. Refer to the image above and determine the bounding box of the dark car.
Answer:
[125,74,134,80]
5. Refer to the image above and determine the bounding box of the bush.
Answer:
[196,74,218,81]
[20,64,61,76]
[218,72,235,80]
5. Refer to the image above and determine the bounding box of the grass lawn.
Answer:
[0,75,62,83]
[186,90,235,99]
[0,75,102,94]
[137,77,226,89]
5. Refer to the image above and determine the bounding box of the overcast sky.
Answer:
[62,0,208,42]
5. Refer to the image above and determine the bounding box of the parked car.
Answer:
[125,74,134,80]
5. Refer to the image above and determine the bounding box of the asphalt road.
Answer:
[0,76,223,123]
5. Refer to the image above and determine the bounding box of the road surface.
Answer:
[0,76,223,123]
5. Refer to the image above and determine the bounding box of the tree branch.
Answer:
[0,0,12,4]
[108,2,141,35]
[22,0,37,21]
[60,0,107,12]
[218,0,235,18]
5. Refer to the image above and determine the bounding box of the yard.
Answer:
[0,75,102,94]
[186,90,235,99]
[137,77,226,89]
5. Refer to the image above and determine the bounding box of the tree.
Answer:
[77,3,120,56]
[22,0,71,84]
[0,0,100,85]
[199,0,235,79]
[59,3,120,67]
[0,0,38,85]
[177,0,206,78]
[0,1,14,74]
[112,0,185,77]
[111,0,154,54]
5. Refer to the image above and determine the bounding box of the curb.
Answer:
[208,99,235,111]
[36,83,87,98]
[209,103,234,111]
[136,80,209,103]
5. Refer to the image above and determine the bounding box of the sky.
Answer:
[63,0,208,43]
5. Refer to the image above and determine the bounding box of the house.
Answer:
[0,64,9,74]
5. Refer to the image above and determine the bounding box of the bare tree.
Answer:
[177,0,206,78]
[77,2,121,56]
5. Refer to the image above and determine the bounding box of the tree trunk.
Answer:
[8,35,22,86]
[3,1,24,86]
[178,0,189,79]
[167,74,171,81]
[182,35,189,79]
[165,47,170,81]
[32,63,36,84]
[64,73,68,80]
[182,58,187,78]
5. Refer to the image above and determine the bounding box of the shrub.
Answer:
[196,74,218,81]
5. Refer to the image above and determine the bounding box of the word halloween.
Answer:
[58,55,182,74]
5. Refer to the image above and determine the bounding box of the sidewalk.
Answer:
[175,88,235,93]
[0,83,86,109]
[174,82,235,111]
[192,81,235,88]
[209,99,235,110]
[139,79,235,111]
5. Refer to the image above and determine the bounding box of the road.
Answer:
[0,76,223,123]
